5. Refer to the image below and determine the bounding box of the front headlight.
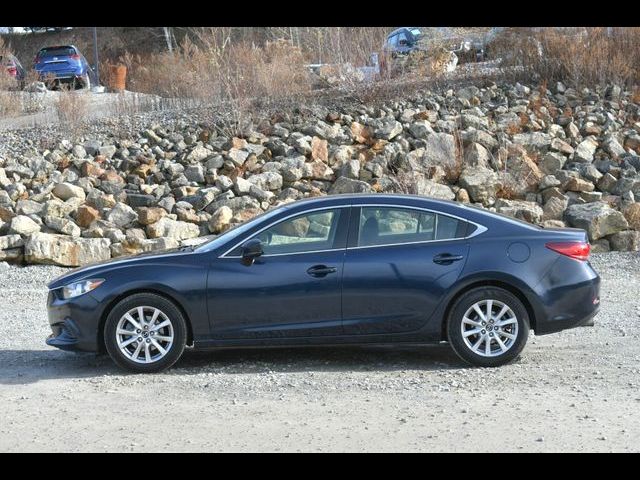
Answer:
[62,279,104,299]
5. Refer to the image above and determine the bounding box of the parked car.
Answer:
[45,194,601,373]
[383,27,489,64]
[33,44,97,90]
[25,27,73,33]
[1,54,26,88]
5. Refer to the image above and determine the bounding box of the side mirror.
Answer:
[398,39,409,47]
[241,238,263,266]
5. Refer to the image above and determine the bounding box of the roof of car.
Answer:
[387,27,420,38]
[38,45,78,52]
[279,194,539,232]
[281,193,462,211]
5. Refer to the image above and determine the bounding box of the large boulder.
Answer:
[573,137,598,163]
[543,196,568,221]
[565,202,629,241]
[208,206,233,234]
[374,118,403,140]
[420,133,459,182]
[75,205,101,228]
[512,132,552,154]
[608,231,640,251]
[248,172,283,191]
[186,145,211,163]
[24,233,111,267]
[620,202,640,230]
[9,215,40,236]
[494,199,544,224]
[106,203,138,228]
[52,182,86,201]
[147,217,200,241]
[44,216,81,237]
[458,167,502,206]
[137,207,167,226]
[0,234,24,250]
[501,146,543,196]
[413,177,455,201]
[329,177,373,194]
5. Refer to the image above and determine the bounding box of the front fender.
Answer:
[88,263,210,340]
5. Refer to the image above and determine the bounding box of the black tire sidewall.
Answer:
[104,293,187,373]
[447,287,530,367]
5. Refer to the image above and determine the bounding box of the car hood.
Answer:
[46,246,194,290]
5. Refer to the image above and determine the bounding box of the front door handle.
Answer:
[307,265,337,277]
[433,253,464,265]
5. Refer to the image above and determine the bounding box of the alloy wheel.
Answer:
[115,306,174,364]
[460,299,519,358]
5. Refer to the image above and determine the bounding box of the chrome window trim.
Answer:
[219,205,349,258]
[225,248,344,259]
[355,203,488,244]
[218,202,488,258]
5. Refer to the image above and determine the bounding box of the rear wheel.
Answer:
[447,287,529,367]
[81,73,91,90]
[104,293,187,373]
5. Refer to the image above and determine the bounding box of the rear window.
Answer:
[38,47,76,57]
[357,207,467,247]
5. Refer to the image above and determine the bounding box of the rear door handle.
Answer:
[433,253,464,265]
[306,265,337,277]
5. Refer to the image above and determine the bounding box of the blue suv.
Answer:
[33,45,97,90]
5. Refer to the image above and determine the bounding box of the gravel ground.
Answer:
[0,252,639,452]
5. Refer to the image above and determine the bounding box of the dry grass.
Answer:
[493,27,640,88]
[55,86,89,135]
[122,32,311,105]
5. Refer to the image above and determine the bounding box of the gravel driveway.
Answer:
[0,252,639,452]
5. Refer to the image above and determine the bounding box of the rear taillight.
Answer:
[545,241,590,261]
[70,54,80,60]
[7,67,17,76]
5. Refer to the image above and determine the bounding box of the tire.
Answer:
[104,293,187,373]
[447,287,530,367]
[83,73,91,90]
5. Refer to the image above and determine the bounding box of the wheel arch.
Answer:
[97,288,194,354]
[440,279,538,341]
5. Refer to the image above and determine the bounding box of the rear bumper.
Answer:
[37,71,85,81]
[531,258,601,335]
[46,289,102,352]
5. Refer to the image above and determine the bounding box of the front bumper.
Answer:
[46,288,102,352]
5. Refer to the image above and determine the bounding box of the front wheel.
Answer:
[447,287,530,367]
[104,293,187,373]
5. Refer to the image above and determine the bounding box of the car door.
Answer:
[396,31,412,55]
[207,206,350,340]
[386,34,399,56]
[342,205,470,335]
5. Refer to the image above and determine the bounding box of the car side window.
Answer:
[357,207,466,247]
[250,209,343,256]
[387,34,398,48]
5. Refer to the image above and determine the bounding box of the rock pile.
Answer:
[1,81,640,266]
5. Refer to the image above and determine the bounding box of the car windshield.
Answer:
[194,204,291,253]
[38,47,76,57]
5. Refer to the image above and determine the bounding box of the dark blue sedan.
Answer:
[46,194,601,372]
